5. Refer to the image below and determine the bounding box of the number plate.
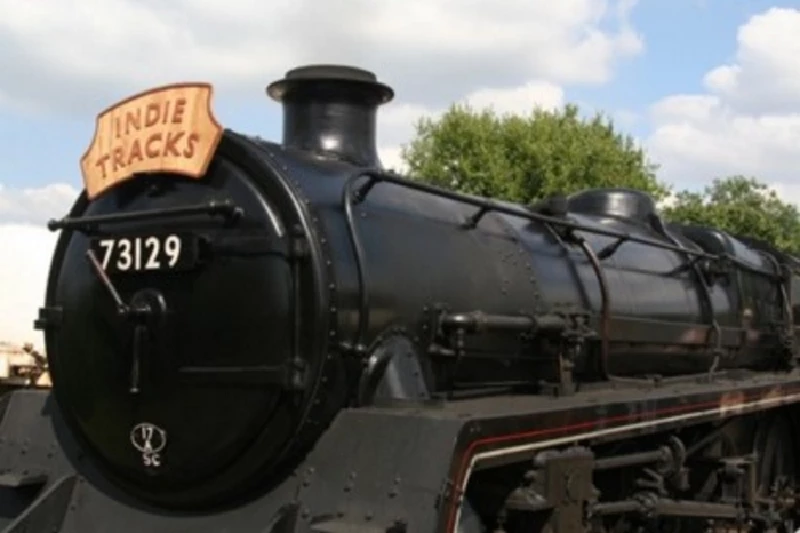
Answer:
[90,233,199,273]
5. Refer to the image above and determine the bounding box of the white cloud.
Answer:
[0,183,79,225]
[764,182,800,211]
[0,0,643,193]
[464,82,565,116]
[0,183,76,346]
[0,0,641,118]
[646,7,800,205]
[702,8,800,115]
[0,223,58,347]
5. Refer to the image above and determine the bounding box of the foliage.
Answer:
[398,101,800,254]
[662,176,800,254]
[399,103,670,205]
[397,100,800,254]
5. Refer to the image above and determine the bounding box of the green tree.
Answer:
[400,103,669,205]
[663,176,800,253]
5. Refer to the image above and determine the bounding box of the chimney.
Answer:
[266,65,394,168]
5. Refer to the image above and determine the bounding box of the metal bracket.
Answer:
[502,446,597,533]
[33,306,63,332]
[538,309,594,397]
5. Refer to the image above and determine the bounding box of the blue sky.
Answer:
[575,0,754,124]
[0,88,280,191]
[1,0,797,193]
[2,0,800,345]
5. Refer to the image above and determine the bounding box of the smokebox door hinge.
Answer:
[34,306,63,331]
[290,224,310,260]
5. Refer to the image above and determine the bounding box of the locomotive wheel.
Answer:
[656,425,740,533]
[753,409,799,499]
[684,410,800,533]
[628,411,800,533]
[751,408,800,533]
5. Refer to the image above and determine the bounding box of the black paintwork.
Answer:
[36,127,796,507]
[266,64,394,168]
[8,64,800,531]
[38,134,347,508]
[3,369,800,533]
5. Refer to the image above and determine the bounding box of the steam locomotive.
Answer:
[2,64,800,533]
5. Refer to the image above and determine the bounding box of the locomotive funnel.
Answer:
[267,64,394,168]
